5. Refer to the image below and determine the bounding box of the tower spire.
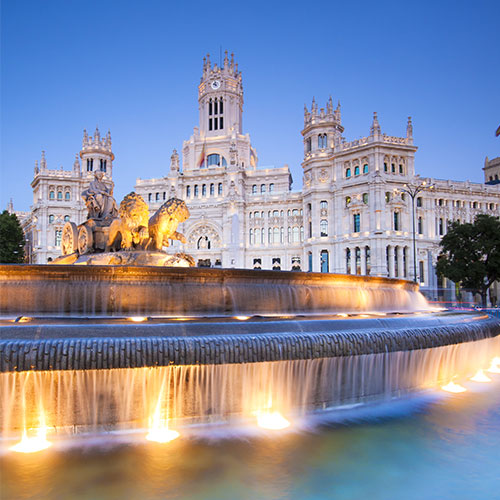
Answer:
[370,112,381,136]
[406,116,413,138]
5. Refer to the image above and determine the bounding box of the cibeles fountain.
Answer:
[1,176,500,452]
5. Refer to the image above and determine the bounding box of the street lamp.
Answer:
[399,180,434,283]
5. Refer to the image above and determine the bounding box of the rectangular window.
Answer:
[419,261,425,284]
[416,197,422,207]
[209,118,212,131]
[418,217,423,235]
[353,213,360,233]
[394,212,400,231]
[219,117,223,129]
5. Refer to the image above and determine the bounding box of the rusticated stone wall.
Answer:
[1,313,499,372]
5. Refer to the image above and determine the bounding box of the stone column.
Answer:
[397,246,404,278]
[388,245,394,278]
[361,246,367,275]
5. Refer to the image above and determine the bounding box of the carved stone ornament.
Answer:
[318,168,329,183]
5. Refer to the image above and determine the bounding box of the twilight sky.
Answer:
[1,0,499,211]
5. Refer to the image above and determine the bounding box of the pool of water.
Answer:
[2,378,500,500]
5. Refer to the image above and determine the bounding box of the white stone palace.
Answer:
[14,52,500,301]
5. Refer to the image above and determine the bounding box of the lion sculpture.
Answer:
[106,192,150,251]
[147,198,190,251]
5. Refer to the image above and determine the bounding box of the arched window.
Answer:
[269,183,274,192]
[365,246,371,275]
[252,184,257,194]
[163,192,166,200]
[273,227,279,243]
[49,191,55,200]
[320,200,328,210]
[57,191,63,200]
[355,247,361,275]
[346,248,351,273]
[308,252,313,272]
[306,137,312,153]
[346,168,351,178]
[194,185,199,197]
[320,219,328,237]
[287,226,291,243]
[300,226,304,241]
[48,214,55,223]
[64,215,70,222]
[292,226,300,243]
[218,183,223,196]
[362,193,369,204]
[100,159,107,172]
[156,193,160,201]
[354,165,360,176]
[261,184,266,194]
[399,164,404,174]
[268,227,272,244]
[205,154,227,168]
[320,250,329,273]
[197,236,211,250]
[292,209,299,216]
[202,184,206,197]
[363,164,369,174]
[65,192,70,201]
[87,159,93,172]
[148,193,152,202]
[384,162,388,172]
[186,186,191,198]
[210,183,215,196]
[255,228,260,244]
[318,134,327,149]
[249,229,254,245]
[272,210,279,217]
[391,163,396,173]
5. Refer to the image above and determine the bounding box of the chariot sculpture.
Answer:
[58,172,193,266]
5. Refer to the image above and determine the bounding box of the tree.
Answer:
[436,214,500,306]
[0,210,25,263]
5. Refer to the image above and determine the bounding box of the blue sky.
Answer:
[1,0,499,211]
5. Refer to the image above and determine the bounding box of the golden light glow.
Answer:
[146,427,180,443]
[146,391,179,444]
[129,316,147,322]
[10,427,51,453]
[487,357,500,374]
[470,369,491,383]
[234,316,250,321]
[256,410,290,430]
[441,381,467,393]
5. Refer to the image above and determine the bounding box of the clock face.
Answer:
[211,80,221,90]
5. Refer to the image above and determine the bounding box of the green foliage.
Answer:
[0,210,25,263]
[436,214,500,304]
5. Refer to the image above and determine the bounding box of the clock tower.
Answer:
[198,51,243,136]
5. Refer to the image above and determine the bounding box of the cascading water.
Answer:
[2,335,499,441]
[1,265,499,450]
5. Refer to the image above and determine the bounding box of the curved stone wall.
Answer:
[0,265,429,316]
[1,313,498,372]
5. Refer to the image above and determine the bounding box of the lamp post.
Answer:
[399,181,433,283]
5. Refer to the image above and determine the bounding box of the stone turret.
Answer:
[302,96,344,156]
[370,112,381,136]
[199,50,243,136]
[79,127,114,179]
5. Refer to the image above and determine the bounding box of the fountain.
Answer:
[1,182,500,450]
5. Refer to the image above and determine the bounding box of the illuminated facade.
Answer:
[16,53,500,301]
[135,53,500,299]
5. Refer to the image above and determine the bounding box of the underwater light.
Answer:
[487,357,500,374]
[470,369,491,383]
[10,428,52,453]
[256,410,290,430]
[441,380,467,393]
[128,316,148,322]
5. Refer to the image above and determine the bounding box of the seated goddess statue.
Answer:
[82,171,118,221]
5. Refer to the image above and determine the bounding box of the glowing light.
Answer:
[470,369,492,383]
[146,391,179,444]
[441,381,467,393]
[10,428,51,453]
[234,316,250,321]
[14,316,34,323]
[129,316,147,322]
[146,427,180,443]
[487,357,500,374]
[337,313,348,318]
[256,410,290,430]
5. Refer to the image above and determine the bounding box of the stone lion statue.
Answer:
[147,198,190,251]
[106,192,150,251]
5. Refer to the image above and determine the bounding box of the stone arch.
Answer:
[186,222,222,250]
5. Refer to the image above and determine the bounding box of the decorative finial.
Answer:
[406,116,413,138]
[370,112,381,135]
[40,150,46,169]
[224,50,229,68]
[327,96,333,114]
